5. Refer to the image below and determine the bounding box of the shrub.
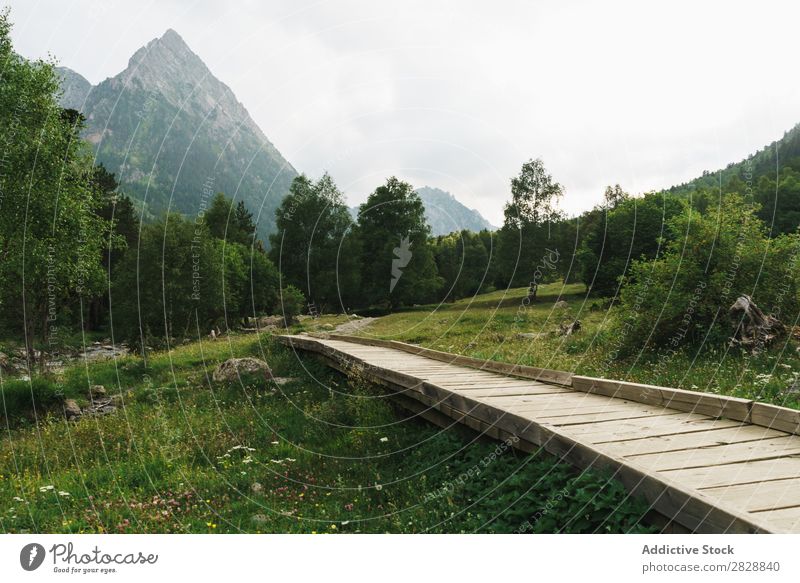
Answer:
[0,377,63,421]
[616,194,800,355]
[278,285,305,323]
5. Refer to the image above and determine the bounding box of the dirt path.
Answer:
[332,316,378,335]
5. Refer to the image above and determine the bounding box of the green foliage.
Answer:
[503,158,564,228]
[0,377,62,422]
[431,230,492,301]
[112,213,282,347]
[0,333,654,533]
[495,159,570,287]
[269,174,360,311]
[666,123,800,237]
[617,194,800,353]
[577,191,683,297]
[203,192,257,246]
[278,285,305,323]
[357,177,442,308]
[0,10,108,352]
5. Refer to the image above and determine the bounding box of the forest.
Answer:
[4,4,800,375]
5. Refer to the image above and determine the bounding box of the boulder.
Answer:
[63,399,82,420]
[244,315,286,329]
[89,384,107,399]
[212,357,272,383]
[554,300,569,309]
[558,320,582,336]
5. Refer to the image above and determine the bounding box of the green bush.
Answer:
[616,194,800,355]
[278,285,305,323]
[0,377,63,421]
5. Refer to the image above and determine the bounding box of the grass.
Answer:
[361,281,800,409]
[0,313,655,534]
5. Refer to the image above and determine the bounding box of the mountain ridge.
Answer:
[56,29,296,237]
[349,186,496,236]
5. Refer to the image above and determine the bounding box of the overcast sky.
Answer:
[7,0,800,224]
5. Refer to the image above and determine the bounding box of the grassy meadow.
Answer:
[0,313,655,534]
[361,282,800,410]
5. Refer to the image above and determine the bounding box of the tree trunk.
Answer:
[729,295,785,353]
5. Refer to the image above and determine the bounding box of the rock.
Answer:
[63,399,82,420]
[212,357,272,383]
[320,324,335,331]
[243,315,287,329]
[250,482,264,494]
[554,300,569,309]
[84,399,117,416]
[271,377,298,386]
[0,351,11,372]
[89,384,107,399]
[558,320,582,336]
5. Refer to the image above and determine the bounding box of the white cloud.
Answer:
[8,0,800,224]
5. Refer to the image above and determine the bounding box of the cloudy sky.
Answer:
[7,0,800,224]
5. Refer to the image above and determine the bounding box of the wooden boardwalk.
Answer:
[279,333,800,533]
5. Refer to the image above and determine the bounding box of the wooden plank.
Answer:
[280,334,781,533]
[572,376,753,422]
[600,425,787,457]
[541,409,683,426]
[512,403,640,418]
[559,415,740,442]
[445,386,570,398]
[327,333,574,385]
[752,506,800,533]
[629,436,800,472]
[662,458,800,489]
[750,402,800,435]
[699,478,800,513]
[410,380,773,533]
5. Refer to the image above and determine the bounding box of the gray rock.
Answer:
[212,357,272,383]
[250,482,264,494]
[271,377,298,386]
[64,399,82,420]
[554,300,569,309]
[89,384,107,399]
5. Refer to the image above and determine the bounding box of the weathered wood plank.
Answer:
[572,376,753,422]
[752,506,800,533]
[559,415,740,442]
[700,478,800,512]
[600,425,786,457]
[629,436,800,472]
[663,458,800,489]
[328,333,574,385]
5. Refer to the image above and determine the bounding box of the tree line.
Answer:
[3,7,800,364]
